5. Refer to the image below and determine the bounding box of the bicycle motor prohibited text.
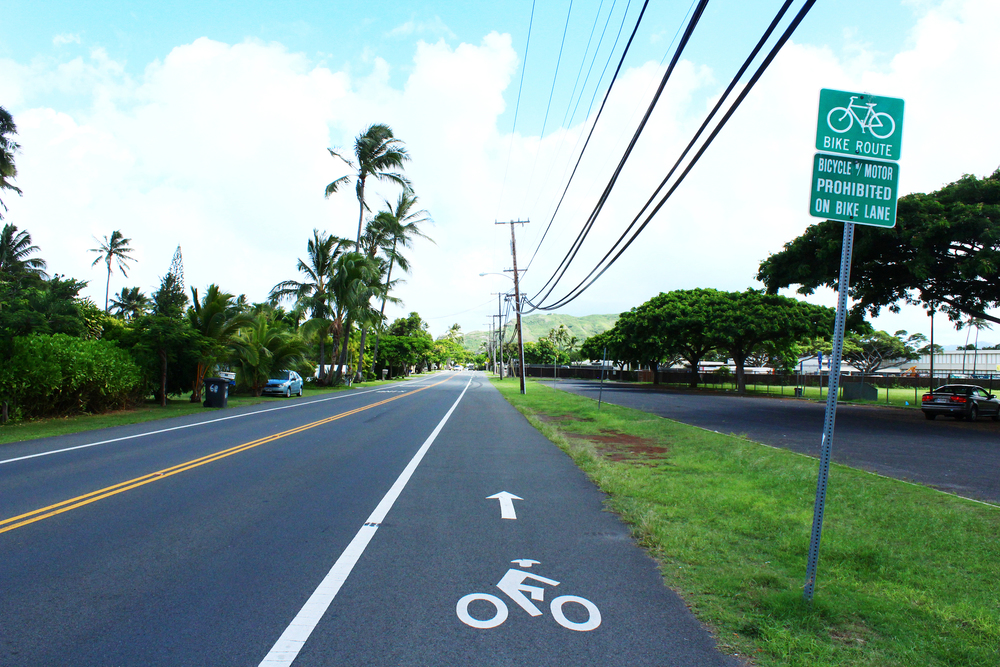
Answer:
[810,154,899,227]
[815,88,904,160]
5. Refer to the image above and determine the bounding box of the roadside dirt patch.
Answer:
[566,429,668,464]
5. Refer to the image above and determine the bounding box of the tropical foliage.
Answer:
[0,106,21,219]
[89,230,135,312]
[758,169,1000,326]
[1,223,47,278]
[582,289,838,392]
[0,334,144,420]
[325,123,411,245]
[1,120,430,423]
[230,313,309,396]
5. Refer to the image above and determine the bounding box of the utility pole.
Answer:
[492,293,505,379]
[486,320,495,375]
[492,314,504,378]
[496,220,528,394]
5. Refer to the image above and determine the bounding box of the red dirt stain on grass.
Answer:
[566,429,668,463]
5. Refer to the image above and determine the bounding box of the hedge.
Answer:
[0,334,145,421]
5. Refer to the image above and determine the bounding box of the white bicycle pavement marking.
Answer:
[457,560,602,632]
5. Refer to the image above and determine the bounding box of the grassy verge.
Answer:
[0,378,403,446]
[493,377,1000,666]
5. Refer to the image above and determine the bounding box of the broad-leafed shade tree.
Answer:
[758,169,1000,326]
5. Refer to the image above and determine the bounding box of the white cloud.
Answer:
[2,0,997,345]
[387,17,457,40]
[53,33,81,46]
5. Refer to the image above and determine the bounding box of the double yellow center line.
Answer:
[0,376,454,535]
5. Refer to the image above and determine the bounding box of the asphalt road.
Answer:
[549,379,1000,504]
[0,373,738,666]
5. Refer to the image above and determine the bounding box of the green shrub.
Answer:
[0,334,145,420]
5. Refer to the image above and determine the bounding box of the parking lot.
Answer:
[549,380,1000,504]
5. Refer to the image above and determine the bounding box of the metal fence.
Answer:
[520,364,998,397]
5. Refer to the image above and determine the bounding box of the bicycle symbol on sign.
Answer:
[826,96,896,139]
[456,559,602,632]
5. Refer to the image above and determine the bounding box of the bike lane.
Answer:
[282,376,740,667]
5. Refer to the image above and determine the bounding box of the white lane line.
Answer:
[258,374,474,666]
[0,377,442,467]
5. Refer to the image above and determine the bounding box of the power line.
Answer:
[494,0,538,217]
[560,0,611,130]
[522,0,649,273]
[529,0,818,312]
[528,0,711,306]
[526,0,618,217]
[522,0,577,208]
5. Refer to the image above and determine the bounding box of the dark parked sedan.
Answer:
[921,384,1000,421]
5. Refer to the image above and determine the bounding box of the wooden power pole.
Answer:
[496,220,528,394]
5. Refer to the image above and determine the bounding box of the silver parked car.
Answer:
[262,370,304,398]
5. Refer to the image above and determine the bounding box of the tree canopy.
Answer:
[758,169,1000,326]
[582,288,836,391]
[0,106,21,219]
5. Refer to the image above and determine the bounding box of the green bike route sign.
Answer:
[810,153,899,227]
[815,88,904,160]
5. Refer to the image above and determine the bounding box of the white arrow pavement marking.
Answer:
[486,491,523,520]
[258,374,473,667]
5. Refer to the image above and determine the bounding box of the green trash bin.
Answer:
[203,377,229,408]
[794,387,804,397]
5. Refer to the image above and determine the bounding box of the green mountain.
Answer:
[462,313,619,352]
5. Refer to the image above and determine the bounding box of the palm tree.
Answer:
[329,251,382,384]
[109,287,151,321]
[269,230,351,384]
[89,230,135,313]
[188,284,254,401]
[229,313,309,396]
[370,190,432,373]
[0,223,47,278]
[325,123,411,247]
[0,106,21,220]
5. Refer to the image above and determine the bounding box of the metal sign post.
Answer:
[803,221,855,602]
[803,88,903,602]
[598,346,607,410]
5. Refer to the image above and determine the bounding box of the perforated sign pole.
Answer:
[803,222,854,602]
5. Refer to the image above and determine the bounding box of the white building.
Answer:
[912,350,1000,375]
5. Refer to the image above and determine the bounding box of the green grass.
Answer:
[493,377,1000,666]
[0,378,404,446]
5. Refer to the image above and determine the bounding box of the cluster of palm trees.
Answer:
[270,123,430,384]
[271,188,429,383]
[2,119,429,392]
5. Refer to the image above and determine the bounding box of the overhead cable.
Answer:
[530,0,817,311]
[522,0,647,273]
[494,0,537,217]
[528,0,711,305]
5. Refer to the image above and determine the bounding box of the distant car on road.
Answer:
[262,370,304,398]
[921,384,1000,421]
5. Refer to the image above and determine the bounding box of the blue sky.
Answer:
[3,0,916,130]
[2,0,998,344]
